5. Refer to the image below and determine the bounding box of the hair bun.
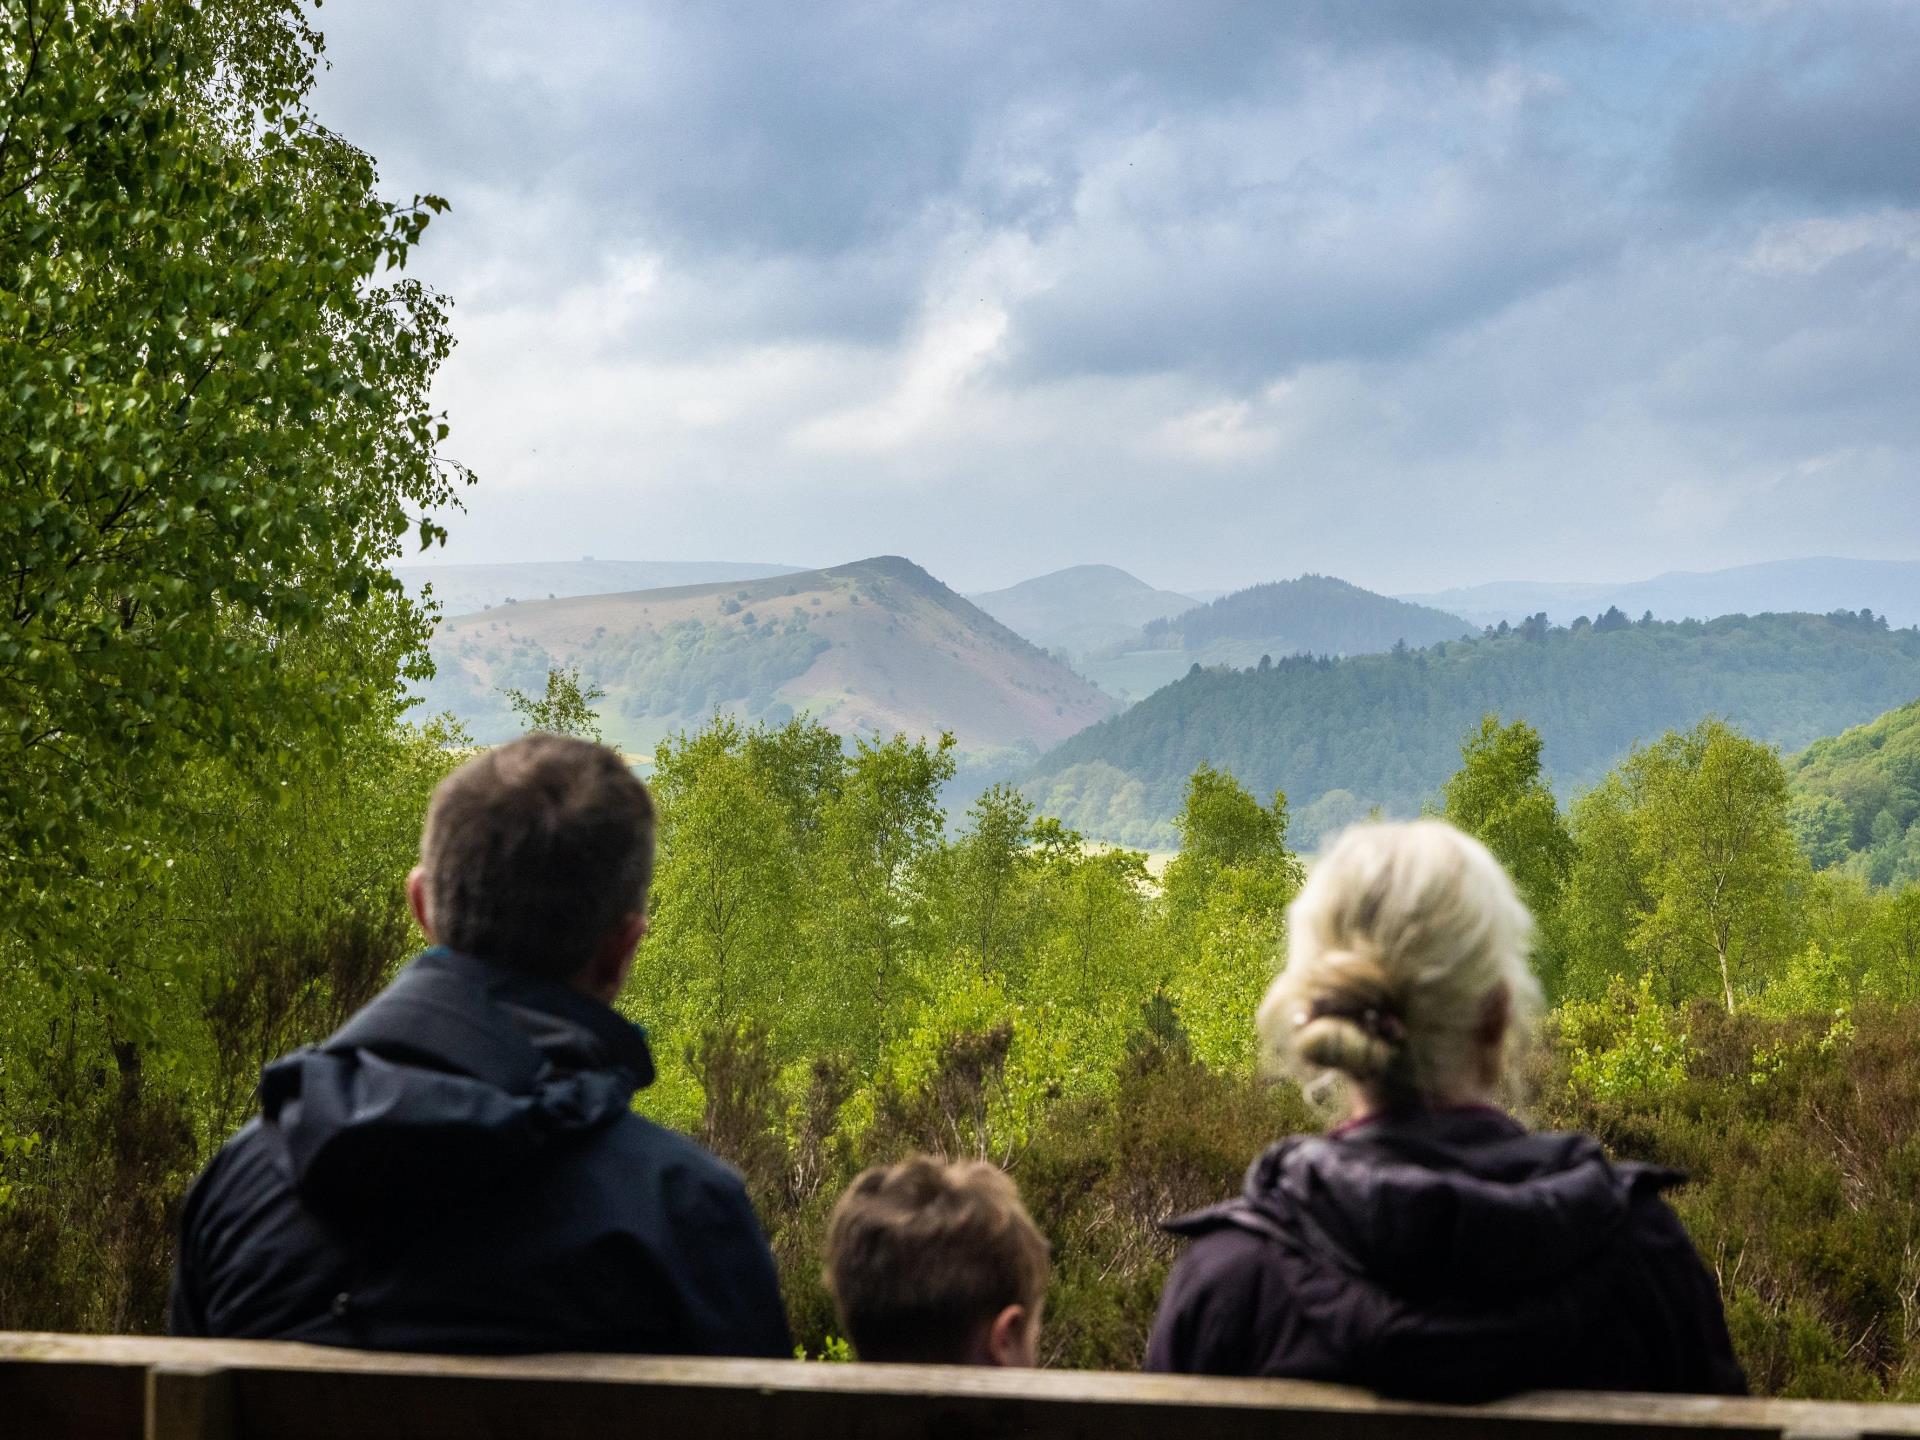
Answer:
[1291,949,1406,1083]
[1294,1014,1396,1084]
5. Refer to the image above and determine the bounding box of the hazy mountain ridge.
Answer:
[1028,610,1920,850]
[395,559,805,617]
[1145,574,1471,653]
[967,565,1200,657]
[1072,573,1473,701]
[1405,557,1920,630]
[418,555,1116,760]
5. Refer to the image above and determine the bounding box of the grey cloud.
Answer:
[1671,3,1920,205]
[304,0,1920,595]
[313,0,1581,270]
[1006,136,1619,382]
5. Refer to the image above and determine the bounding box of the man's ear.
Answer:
[985,1303,1036,1368]
[580,910,648,1004]
[405,867,436,943]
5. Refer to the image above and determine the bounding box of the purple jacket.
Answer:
[1144,1107,1745,1400]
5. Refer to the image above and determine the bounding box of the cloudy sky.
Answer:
[309,0,1920,595]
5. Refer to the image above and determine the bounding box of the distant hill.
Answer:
[1787,696,1920,888]
[1404,557,1920,629]
[418,556,1117,761]
[395,559,804,617]
[1026,610,1920,851]
[1074,574,1473,702]
[967,565,1200,657]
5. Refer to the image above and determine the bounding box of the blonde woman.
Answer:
[1144,820,1743,1400]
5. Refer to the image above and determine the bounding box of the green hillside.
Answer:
[418,555,1117,761]
[968,565,1199,658]
[1788,696,1920,887]
[1029,610,1920,849]
[1076,574,1472,701]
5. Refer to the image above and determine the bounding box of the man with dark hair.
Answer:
[170,734,791,1357]
[823,1155,1049,1366]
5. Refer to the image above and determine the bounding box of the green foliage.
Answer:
[1440,716,1575,920]
[0,0,466,976]
[0,712,459,1330]
[1543,1003,1920,1400]
[1788,696,1920,888]
[1155,766,1303,1072]
[1562,720,1798,1012]
[588,616,830,722]
[948,785,1038,975]
[1553,975,1690,1103]
[0,0,465,1333]
[504,666,606,741]
[1024,761,1172,851]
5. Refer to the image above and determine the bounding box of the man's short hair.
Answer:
[417,733,655,982]
[823,1156,1050,1364]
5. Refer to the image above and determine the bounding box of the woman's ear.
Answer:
[985,1303,1037,1367]
[1474,982,1511,1086]
[1477,981,1511,1046]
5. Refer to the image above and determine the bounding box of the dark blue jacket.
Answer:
[1145,1107,1745,1400]
[169,947,790,1357]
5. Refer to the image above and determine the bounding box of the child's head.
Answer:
[823,1155,1049,1366]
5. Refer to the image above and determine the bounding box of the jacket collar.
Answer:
[323,947,656,1092]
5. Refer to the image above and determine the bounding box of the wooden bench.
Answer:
[4,1331,1917,1440]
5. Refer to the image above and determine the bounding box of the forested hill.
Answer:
[1145,574,1470,653]
[1075,574,1473,702]
[968,565,1199,656]
[1029,610,1920,849]
[1789,696,1920,887]
[420,555,1116,760]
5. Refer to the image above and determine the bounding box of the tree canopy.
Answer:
[0,0,465,980]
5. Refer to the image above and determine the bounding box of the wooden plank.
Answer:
[0,1355,145,1440]
[0,1332,1918,1440]
[144,1366,234,1440]
[214,1367,1781,1440]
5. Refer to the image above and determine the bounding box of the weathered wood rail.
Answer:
[3,1331,1917,1440]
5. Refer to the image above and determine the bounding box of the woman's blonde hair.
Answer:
[1257,819,1541,1107]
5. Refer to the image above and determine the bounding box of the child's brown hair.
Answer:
[823,1155,1049,1364]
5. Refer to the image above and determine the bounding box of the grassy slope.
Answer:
[427,556,1116,757]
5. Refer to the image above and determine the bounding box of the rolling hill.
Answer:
[967,565,1200,658]
[1788,696,1920,888]
[417,556,1117,761]
[1404,557,1920,630]
[394,559,804,618]
[1026,610,1920,851]
[1074,574,1473,702]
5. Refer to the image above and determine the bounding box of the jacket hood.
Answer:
[257,947,655,1227]
[1172,1107,1680,1301]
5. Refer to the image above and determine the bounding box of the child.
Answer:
[824,1155,1049,1366]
